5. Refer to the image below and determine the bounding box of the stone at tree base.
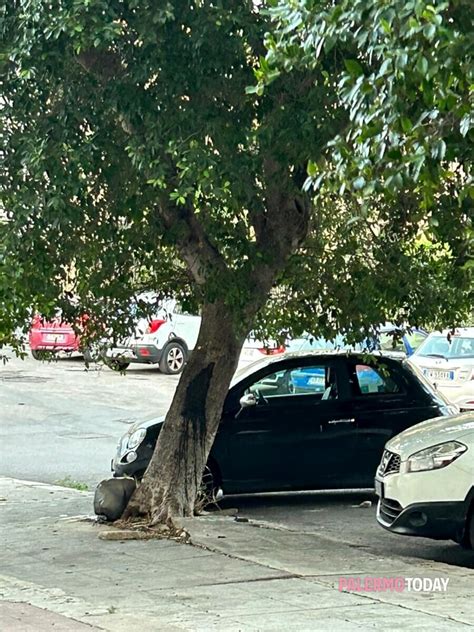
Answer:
[93,477,136,521]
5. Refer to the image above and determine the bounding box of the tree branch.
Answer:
[259,158,311,258]
[157,201,229,286]
[76,50,124,84]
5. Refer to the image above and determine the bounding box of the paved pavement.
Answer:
[218,491,474,570]
[1,478,473,631]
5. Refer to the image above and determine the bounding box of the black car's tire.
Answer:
[104,357,130,372]
[159,342,186,374]
[195,463,222,511]
[202,464,218,495]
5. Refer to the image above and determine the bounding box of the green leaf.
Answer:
[431,139,446,160]
[378,59,392,77]
[307,160,318,177]
[400,117,413,133]
[460,114,472,137]
[344,59,364,77]
[245,85,259,95]
[386,173,403,192]
[423,23,436,40]
[416,56,428,75]
[380,18,392,35]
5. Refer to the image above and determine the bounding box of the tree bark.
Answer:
[122,299,251,525]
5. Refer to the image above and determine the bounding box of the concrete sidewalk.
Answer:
[0,478,473,631]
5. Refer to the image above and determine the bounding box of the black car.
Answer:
[112,351,457,495]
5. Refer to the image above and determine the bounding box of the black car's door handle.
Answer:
[327,418,355,425]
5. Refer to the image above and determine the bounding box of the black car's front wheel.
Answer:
[195,463,222,511]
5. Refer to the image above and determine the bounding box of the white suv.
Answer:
[375,413,474,548]
[102,298,290,375]
[103,299,201,374]
[409,327,474,411]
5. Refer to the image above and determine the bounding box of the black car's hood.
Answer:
[129,415,165,434]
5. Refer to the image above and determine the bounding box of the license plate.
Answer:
[375,479,384,499]
[425,369,454,381]
[44,333,65,342]
[308,376,324,385]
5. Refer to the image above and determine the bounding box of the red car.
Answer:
[29,315,85,359]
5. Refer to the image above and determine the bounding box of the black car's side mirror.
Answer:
[234,392,257,419]
[239,393,257,408]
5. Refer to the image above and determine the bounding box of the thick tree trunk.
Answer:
[121,184,310,526]
[122,299,251,525]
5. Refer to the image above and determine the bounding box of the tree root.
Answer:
[106,516,190,542]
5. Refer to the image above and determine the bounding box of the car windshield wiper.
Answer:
[424,353,447,360]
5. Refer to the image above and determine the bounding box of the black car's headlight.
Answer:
[127,428,146,450]
[404,441,467,473]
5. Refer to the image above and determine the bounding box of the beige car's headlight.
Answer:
[405,441,467,473]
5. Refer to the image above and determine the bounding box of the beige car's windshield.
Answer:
[416,335,474,360]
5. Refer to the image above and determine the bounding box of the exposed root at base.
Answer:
[102,516,190,542]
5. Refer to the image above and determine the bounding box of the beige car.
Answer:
[409,328,474,411]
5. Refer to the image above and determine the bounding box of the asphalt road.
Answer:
[0,351,177,487]
[1,349,473,570]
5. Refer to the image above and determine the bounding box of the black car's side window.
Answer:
[246,364,339,401]
[349,363,402,396]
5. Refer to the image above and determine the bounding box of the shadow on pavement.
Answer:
[216,490,474,570]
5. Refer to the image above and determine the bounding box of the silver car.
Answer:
[409,328,474,411]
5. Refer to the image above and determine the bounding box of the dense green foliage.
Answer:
[253,0,473,336]
[1,0,472,353]
[267,2,472,186]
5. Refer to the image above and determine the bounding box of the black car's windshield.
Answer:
[415,335,474,360]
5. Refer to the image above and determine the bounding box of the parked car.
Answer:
[374,413,474,548]
[287,325,427,357]
[111,351,456,496]
[29,314,87,360]
[409,328,474,411]
[102,298,201,374]
[104,304,285,374]
[238,337,286,367]
[237,325,426,371]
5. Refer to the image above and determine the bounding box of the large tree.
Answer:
[1,1,471,525]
